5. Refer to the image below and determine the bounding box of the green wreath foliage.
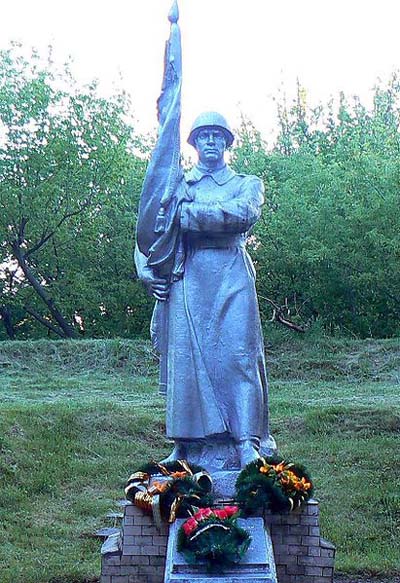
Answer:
[235,456,314,515]
[177,509,251,572]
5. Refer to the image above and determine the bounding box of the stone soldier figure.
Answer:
[135,111,275,469]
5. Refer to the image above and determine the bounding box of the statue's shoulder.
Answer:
[233,172,265,192]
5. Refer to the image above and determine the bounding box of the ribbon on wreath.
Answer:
[125,460,212,528]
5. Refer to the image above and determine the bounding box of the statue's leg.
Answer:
[237,438,261,468]
[160,440,187,463]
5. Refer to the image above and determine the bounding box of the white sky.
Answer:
[1,0,399,146]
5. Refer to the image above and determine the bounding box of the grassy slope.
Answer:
[0,336,399,582]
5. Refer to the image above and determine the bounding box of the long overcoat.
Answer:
[136,164,270,447]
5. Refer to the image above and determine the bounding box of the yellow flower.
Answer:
[272,462,286,474]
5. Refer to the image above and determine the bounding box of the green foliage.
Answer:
[235,456,314,514]
[177,515,251,573]
[0,43,153,339]
[232,78,400,338]
[1,42,399,339]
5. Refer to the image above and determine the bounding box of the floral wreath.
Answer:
[235,456,314,514]
[177,506,251,572]
[125,460,214,527]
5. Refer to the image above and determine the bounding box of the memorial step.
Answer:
[164,517,277,583]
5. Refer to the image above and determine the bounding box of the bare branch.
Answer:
[260,295,306,333]
[24,306,66,338]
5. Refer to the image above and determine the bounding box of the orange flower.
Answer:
[294,477,312,491]
[151,480,170,493]
[171,471,188,479]
[272,462,286,474]
[260,464,271,474]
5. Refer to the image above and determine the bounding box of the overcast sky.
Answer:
[1,0,399,143]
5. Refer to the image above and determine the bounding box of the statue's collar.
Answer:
[185,164,236,185]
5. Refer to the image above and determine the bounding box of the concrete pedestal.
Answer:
[164,517,277,583]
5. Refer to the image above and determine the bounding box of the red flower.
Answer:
[213,508,228,519]
[194,507,213,521]
[224,505,239,517]
[182,516,198,536]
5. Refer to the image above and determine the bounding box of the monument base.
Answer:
[165,436,277,472]
[164,517,277,583]
[100,499,335,583]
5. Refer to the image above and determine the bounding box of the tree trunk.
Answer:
[0,305,16,339]
[11,242,77,339]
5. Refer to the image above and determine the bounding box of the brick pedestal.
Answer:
[264,500,335,583]
[101,504,169,583]
[101,499,335,583]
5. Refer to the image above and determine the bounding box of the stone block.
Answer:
[132,513,153,526]
[102,566,122,576]
[285,534,302,544]
[287,525,306,535]
[142,545,161,556]
[153,535,168,545]
[150,555,166,566]
[306,502,319,516]
[121,545,141,556]
[265,513,282,525]
[139,565,158,575]
[123,525,142,536]
[308,545,321,557]
[300,514,319,526]
[104,556,122,566]
[147,576,164,583]
[272,543,288,555]
[298,555,333,567]
[288,544,308,556]
[301,535,320,546]
[285,513,301,525]
[165,517,277,582]
[287,563,305,575]
[304,565,323,576]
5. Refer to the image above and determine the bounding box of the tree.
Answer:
[231,80,400,338]
[0,43,151,339]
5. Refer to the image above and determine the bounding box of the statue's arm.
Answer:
[180,176,264,233]
[134,245,170,301]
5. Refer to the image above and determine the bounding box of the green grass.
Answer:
[0,336,399,582]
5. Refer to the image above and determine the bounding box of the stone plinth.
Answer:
[164,517,277,582]
[101,503,169,583]
[264,499,335,583]
[100,499,335,583]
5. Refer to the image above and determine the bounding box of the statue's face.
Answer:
[194,127,226,167]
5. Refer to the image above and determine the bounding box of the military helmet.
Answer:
[187,111,234,148]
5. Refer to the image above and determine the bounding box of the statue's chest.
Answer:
[188,176,239,204]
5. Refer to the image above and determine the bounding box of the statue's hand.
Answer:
[149,279,170,302]
[141,272,170,301]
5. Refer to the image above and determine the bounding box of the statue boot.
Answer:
[160,440,187,464]
[237,439,260,468]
